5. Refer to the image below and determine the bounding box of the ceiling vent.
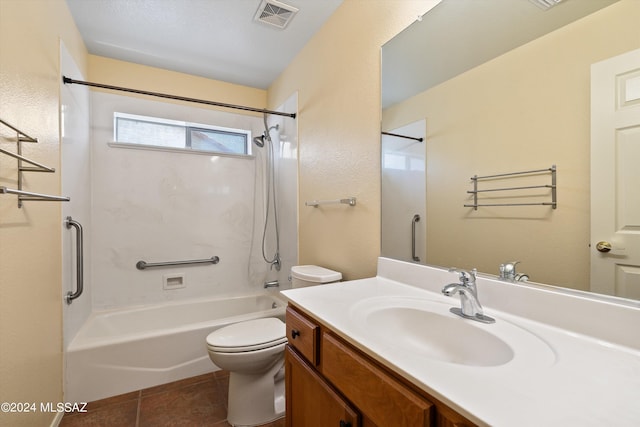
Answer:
[254,0,299,30]
[528,0,565,11]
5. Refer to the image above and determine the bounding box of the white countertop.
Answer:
[281,260,640,427]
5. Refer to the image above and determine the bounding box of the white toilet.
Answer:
[206,265,341,427]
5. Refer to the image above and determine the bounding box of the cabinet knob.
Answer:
[291,329,300,339]
[339,421,352,427]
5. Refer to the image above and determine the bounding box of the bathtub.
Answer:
[65,292,286,403]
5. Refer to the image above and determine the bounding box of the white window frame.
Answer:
[111,112,253,157]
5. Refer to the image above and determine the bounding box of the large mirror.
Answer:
[381,0,640,302]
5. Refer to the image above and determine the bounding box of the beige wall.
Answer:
[7,0,610,421]
[382,0,640,289]
[0,1,87,426]
[0,7,266,425]
[88,55,267,113]
[268,0,440,280]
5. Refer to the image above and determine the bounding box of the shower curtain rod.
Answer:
[381,131,423,142]
[62,76,296,119]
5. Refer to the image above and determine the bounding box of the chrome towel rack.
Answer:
[305,197,356,208]
[465,165,557,210]
[0,118,70,207]
[0,148,55,172]
[65,217,84,304]
[0,187,70,202]
[0,118,38,142]
[136,256,220,270]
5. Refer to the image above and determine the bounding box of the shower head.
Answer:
[253,124,279,148]
[253,135,265,147]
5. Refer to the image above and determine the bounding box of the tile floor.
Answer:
[60,371,285,427]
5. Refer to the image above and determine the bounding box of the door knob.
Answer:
[596,241,612,253]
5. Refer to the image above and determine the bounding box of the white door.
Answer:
[591,48,640,299]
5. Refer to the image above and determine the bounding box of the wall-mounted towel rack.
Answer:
[305,197,356,208]
[136,256,220,270]
[0,148,56,172]
[0,118,38,142]
[465,165,556,210]
[0,187,71,202]
[0,118,70,207]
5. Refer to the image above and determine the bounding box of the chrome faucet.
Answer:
[264,280,279,289]
[442,268,495,324]
[499,261,529,282]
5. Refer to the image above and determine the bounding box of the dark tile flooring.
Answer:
[60,371,285,427]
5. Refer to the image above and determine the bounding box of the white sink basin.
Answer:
[363,305,513,366]
[349,296,555,368]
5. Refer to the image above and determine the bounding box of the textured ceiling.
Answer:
[66,0,343,89]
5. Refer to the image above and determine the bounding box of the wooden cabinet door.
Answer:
[322,332,433,427]
[285,346,359,427]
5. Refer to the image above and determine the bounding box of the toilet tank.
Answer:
[290,265,342,288]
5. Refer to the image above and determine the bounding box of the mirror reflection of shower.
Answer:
[254,114,281,271]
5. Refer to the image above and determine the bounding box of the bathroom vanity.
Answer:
[285,304,473,426]
[281,258,640,426]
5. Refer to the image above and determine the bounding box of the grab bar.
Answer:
[412,214,420,262]
[136,256,220,270]
[65,216,84,304]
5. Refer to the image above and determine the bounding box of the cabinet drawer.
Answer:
[286,306,320,365]
[322,332,433,427]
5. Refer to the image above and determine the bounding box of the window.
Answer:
[383,152,425,171]
[114,112,251,155]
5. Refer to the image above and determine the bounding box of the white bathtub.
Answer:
[65,292,286,403]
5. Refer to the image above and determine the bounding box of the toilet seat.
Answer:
[206,318,286,353]
[208,337,287,353]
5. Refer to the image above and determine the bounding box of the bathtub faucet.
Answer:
[264,280,279,289]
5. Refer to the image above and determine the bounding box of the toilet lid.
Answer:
[291,265,342,283]
[206,318,286,352]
